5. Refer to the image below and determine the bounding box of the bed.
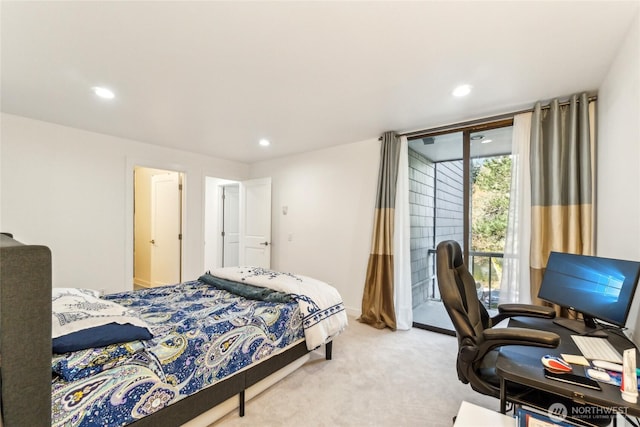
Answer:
[0,234,347,427]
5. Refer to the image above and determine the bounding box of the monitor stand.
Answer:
[553,317,608,338]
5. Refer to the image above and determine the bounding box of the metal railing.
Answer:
[470,251,504,309]
[426,248,504,309]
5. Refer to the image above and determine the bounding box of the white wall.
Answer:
[250,139,380,314]
[0,112,376,312]
[596,13,640,339]
[0,114,249,294]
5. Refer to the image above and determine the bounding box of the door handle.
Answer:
[260,241,270,246]
[150,240,155,244]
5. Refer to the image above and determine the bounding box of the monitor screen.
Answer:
[538,252,640,328]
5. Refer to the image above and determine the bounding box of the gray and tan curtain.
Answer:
[359,132,401,330]
[530,93,596,313]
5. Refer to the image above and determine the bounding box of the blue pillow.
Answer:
[52,289,153,354]
[53,323,153,353]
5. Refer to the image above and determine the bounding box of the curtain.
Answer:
[530,93,596,310]
[499,112,533,304]
[359,132,401,330]
[393,136,412,330]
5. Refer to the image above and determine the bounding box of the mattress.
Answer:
[51,280,304,427]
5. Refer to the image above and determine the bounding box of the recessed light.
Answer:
[471,135,484,140]
[92,86,115,99]
[452,84,472,97]
[259,139,270,147]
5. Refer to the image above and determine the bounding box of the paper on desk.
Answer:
[561,354,590,366]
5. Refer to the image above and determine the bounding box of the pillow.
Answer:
[52,292,153,353]
[52,340,145,381]
[52,287,101,298]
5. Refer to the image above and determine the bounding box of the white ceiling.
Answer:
[2,1,638,164]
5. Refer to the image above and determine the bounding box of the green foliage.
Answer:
[471,156,512,253]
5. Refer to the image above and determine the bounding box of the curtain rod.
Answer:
[396,95,597,140]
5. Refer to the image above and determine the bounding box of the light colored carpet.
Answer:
[214,316,497,426]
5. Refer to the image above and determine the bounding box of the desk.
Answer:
[496,317,640,419]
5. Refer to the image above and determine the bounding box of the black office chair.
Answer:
[436,240,559,397]
[436,240,613,426]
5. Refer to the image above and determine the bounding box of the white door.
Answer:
[239,177,272,268]
[151,172,182,286]
[222,184,240,267]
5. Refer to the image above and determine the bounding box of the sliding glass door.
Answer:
[408,121,513,334]
[408,132,463,334]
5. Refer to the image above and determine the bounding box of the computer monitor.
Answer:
[538,251,640,336]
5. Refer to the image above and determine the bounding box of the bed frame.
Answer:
[0,234,332,427]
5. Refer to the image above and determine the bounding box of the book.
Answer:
[516,407,576,427]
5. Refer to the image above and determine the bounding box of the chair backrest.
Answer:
[436,240,490,346]
[437,240,496,391]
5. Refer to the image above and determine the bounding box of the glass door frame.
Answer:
[412,118,514,264]
[408,117,514,334]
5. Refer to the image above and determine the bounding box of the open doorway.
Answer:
[134,167,183,289]
[204,176,272,270]
[220,184,240,267]
[204,177,240,269]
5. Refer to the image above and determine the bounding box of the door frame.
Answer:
[220,183,240,267]
[408,119,514,333]
[203,176,271,270]
[410,119,513,263]
[127,159,186,290]
[204,176,240,270]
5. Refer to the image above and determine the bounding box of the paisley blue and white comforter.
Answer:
[51,280,304,427]
[207,267,348,350]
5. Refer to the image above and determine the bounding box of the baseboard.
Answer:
[345,306,360,318]
[133,277,152,288]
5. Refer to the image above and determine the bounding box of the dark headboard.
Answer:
[0,234,51,426]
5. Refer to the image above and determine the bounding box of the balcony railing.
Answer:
[426,248,504,309]
[470,251,504,309]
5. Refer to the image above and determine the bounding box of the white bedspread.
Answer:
[208,267,348,350]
